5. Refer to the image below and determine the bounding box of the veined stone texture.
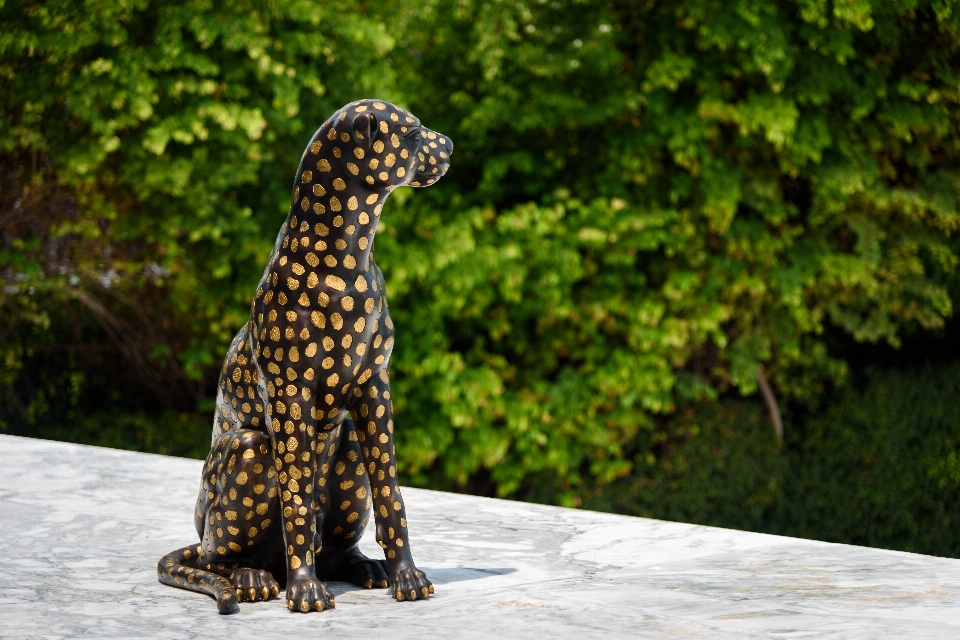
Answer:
[1,434,958,639]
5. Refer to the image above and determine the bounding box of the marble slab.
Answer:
[1,434,958,638]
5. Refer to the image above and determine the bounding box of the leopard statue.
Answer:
[157,99,453,614]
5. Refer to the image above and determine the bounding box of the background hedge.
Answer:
[2,0,959,556]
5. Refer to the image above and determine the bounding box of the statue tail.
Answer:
[157,545,239,614]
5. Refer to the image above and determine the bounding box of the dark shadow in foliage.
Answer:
[573,361,960,560]
[774,361,960,558]
[579,400,786,534]
[3,410,212,460]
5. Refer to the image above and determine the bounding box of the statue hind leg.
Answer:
[159,429,284,612]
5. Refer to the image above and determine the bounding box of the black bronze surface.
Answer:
[158,99,453,614]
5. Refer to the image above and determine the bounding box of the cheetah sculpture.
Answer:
[158,99,453,614]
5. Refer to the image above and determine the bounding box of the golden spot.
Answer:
[285,310,297,322]
[317,158,331,172]
[270,327,280,341]
[368,157,380,170]
[378,172,388,181]
[341,296,354,311]
[332,215,343,227]
[354,317,366,333]
[384,153,396,168]
[305,343,318,357]
[290,556,301,569]
[264,291,274,304]
[373,139,385,153]
[287,277,300,290]
[300,197,309,211]
[330,196,341,211]
[327,128,337,140]
[322,357,334,369]
[390,133,400,148]
[285,326,295,339]
[356,343,367,356]
[326,275,346,291]
[232,367,241,382]
[315,223,329,237]
[304,367,314,381]
[347,196,358,210]
[312,184,326,197]
[343,354,352,367]
[290,404,302,420]
[353,147,365,159]
[335,238,347,250]
[346,511,359,523]
[355,105,368,112]
[310,140,322,154]
[340,132,350,142]
[347,162,359,175]
[324,255,337,268]
[373,102,386,110]
[327,373,340,387]
[375,204,383,215]
[355,237,367,251]
[323,337,334,350]
[363,298,374,313]
[278,292,287,304]
[301,170,313,183]
[331,313,343,330]
[366,176,375,184]
[310,311,326,329]
[298,292,310,305]
[400,148,409,159]
[306,272,319,289]
[313,202,325,215]
[379,505,388,517]
[341,334,353,349]
[396,167,406,178]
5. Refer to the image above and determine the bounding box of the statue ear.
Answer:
[352,112,376,147]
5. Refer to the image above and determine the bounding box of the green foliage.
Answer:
[3,0,960,511]
[377,0,960,497]
[585,361,960,559]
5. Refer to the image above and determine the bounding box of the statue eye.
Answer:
[403,127,421,141]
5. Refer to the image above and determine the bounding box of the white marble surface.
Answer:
[1,435,959,639]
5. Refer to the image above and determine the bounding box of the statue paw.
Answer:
[286,575,335,613]
[319,545,389,589]
[232,568,280,602]
[390,566,433,602]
